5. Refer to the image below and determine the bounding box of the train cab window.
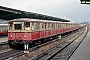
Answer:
[24,22,30,30]
[14,22,22,30]
[9,22,13,30]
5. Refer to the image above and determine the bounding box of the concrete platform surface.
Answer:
[0,36,8,43]
[69,30,90,60]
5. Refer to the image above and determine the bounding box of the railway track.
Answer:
[0,41,12,53]
[0,42,15,60]
[50,28,88,60]
[0,34,71,60]
[0,31,77,60]
[0,50,24,60]
[0,36,10,52]
[0,39,24,60]
[11,28,86,60]
[0,41,8,46]
[29,27,87,60]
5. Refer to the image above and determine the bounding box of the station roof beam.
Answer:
[0,6,70,22]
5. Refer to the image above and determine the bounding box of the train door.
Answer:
[13,21,22,40]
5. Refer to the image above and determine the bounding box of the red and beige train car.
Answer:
[8,18,86,49]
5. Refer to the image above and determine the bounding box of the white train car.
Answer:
[0,20,8,35]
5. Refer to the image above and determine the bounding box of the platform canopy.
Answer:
[80,0,90,4]
[0,6,70,22]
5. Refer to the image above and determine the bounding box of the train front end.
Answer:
[8,19,32,49]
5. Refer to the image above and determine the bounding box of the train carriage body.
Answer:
[8,18,86,49]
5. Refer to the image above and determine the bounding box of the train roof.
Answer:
[9,18,76,24]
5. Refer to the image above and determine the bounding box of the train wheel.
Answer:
[9,43,14,49]
[35,41,41,45]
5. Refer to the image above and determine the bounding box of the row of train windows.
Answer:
[24,22,61,30]
[24,22,74,31]
[9,22,77,31]
[9,22,61,30]
[25,23,79,31]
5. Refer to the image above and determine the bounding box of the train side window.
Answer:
[63,24,65,28]
[62,24,64,28]
[59,24,61,28]
[36,23,40,30]
[9,22,13,30]
[58,24,59,28]
[55,23,56,29]
[66,24,68,28]
[68,24,70,28]
[69,24,70,27]
[57,24,58,29]
[67,24,68,27]
[45,23,47,30]
[24,22,30,30]
[52,23,54,29]
[48,23,50,29]
[51,23,52,29]
[42,23,44,30]
[53,23,55,29]
[71,24,72,27]
[32,22,34,31]
[65,24,67,28]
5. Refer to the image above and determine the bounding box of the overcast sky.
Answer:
[0,0,90,22]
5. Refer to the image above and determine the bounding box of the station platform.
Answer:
[0,36,8,43]
[69,30,90,60]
